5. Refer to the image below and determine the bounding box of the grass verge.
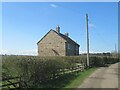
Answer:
[64,67,97,88]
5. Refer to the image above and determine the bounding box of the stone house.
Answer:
[37,26,80,56]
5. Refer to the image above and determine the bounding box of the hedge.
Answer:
[2,55,119,88]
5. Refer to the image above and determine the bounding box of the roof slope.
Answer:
[37,30,80,46]
[59,33,79,46]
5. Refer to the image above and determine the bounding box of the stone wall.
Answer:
[38,30,66,56]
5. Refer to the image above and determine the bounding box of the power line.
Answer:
[88,19,110,48]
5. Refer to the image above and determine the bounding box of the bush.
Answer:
[90,56,119,67]
[2,56,86,88]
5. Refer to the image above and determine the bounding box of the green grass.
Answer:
[64,67,97,88]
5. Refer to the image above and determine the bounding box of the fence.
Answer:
[1,76,20,88]
[1,63,86,88]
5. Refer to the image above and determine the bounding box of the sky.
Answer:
[1,2,118,55]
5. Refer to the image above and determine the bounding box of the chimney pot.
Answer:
[65,32,69,37]
[56,25,60,33]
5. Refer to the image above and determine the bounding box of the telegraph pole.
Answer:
[86,14,89,67]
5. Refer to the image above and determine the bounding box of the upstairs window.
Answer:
[76,47,78,51]
[67,43,70,49]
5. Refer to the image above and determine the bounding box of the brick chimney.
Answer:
[65,32,69,37]
[56,25,60,33]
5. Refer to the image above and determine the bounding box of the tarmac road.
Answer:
[78,63,119,88]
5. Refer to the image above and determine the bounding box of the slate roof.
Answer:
[37,30,80,46]
[59,33,79,46]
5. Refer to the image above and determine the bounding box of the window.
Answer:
[67,43,70,49]
[76,47,78,51]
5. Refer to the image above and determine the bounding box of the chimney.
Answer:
[65,32,69,37]
[56,25,60,33]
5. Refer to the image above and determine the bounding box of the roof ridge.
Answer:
[59,33,79,46]
[37,29,80,46]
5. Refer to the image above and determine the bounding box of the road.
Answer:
[78,63,119,88]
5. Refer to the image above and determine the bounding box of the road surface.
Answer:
[78,63,119,88]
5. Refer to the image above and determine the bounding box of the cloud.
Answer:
[17,49,37,55]
[89,23,96,28]
[50,4,58,8]
[80,50,102,54]
[0,49,8,55]
[0,49,37,56]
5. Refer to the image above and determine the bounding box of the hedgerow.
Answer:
[2,55,119,88]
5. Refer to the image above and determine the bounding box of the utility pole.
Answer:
[86,14,89,67]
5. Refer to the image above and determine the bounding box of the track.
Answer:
[78,63,119,88]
